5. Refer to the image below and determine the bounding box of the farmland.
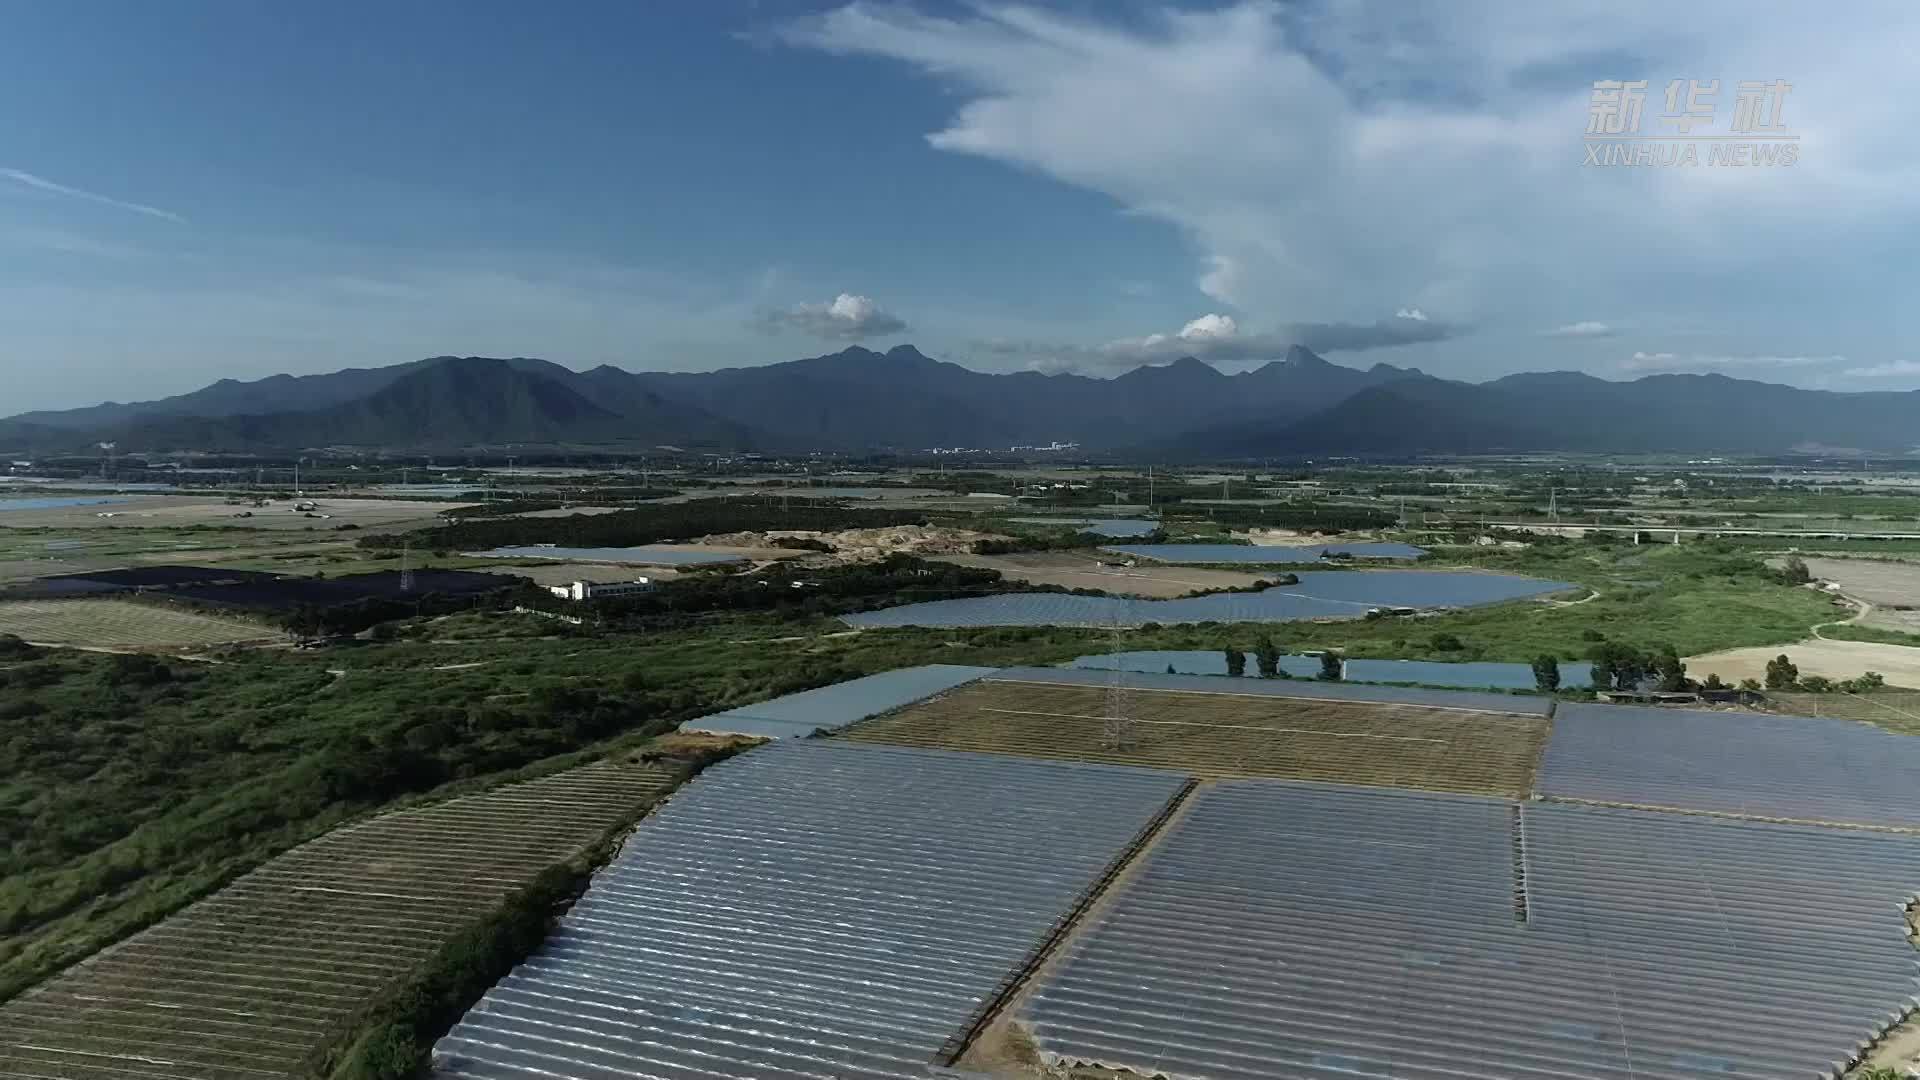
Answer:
[1798,556,1920,634]
[0,753,704,1080]
[0,598,277,649]
[842,678,1550,796]
[931,550,1275,597]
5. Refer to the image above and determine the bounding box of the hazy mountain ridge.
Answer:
[3,346,1916,456]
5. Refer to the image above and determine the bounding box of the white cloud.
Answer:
[1841,360,1920,378]
[775,2,1920,357]
[1624,351,1844,372]
[0,168,185,223]
[984,308,1457,374]
[1394,308,1428,322]
[1547,321,1615,338]
[754,292,909,340]
[1178,313,1238,341]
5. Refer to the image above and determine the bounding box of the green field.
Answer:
[0,598,278,648]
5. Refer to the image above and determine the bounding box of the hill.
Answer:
[105,357,750,452]
[6,346,1919,456]
[1171,370,1920,456]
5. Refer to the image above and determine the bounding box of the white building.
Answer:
[546,578,653,602]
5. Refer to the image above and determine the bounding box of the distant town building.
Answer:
[545,579,653,602]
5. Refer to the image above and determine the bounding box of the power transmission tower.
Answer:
[1101,597,1135,750]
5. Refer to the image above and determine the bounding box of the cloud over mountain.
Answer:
[755,293,908,340]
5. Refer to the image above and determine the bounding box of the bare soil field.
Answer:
[843,680,1548,796]
[1765,689,1920,735]
[0,758,686,1080]
[931,551,1274,598]
[0,495,466,532]
[1800,557,1920,633]
[1690,638,1920,689]
[468,560,681,586]
[0,599,277,649]
[698,524,1005,565]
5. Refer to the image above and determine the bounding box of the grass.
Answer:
[0,751,713,1080]
[0,598,278,648]
[1823,623,1920,648]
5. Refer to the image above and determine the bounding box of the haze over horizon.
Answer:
[6,0,1918,413]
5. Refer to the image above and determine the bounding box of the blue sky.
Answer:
[5,1,1917,412]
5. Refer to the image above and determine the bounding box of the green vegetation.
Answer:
[1224,647,1246,677]
[1824,623,1920,648]
[1253,634,1279,678]
[369,499,929,553]
[1531,655,1560,692]
[1318,650,1343,681]
[321,742,739,1080]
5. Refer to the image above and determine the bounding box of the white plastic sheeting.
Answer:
[433,741,1188,1080]
[1542,702,1920,826]
[1024,779,1920,1080]
[680,664,1000,739]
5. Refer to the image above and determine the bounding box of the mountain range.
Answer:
[3,345,1916,458]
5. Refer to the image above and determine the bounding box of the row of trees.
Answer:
[1224,639,1343,680]
[365,499,929,553]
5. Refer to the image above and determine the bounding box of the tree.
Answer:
[1253,635,1279,679]
[1738,677,1762,692]
[1764,653,1799,690]
[1779,555,1811,584]
[1430,632,1465,652]
[1799,674,1835,692]
[1651,644,1688,693]
[1224,648,1246,677]
[1701,672,1728,691]
[1530,655,1561,693]
[1319,650,1344,681]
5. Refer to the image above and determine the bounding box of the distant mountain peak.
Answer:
[1284,345,1331,367]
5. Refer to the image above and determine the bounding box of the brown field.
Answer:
[1689,638,1920,690]
[0,599,277,649]
[1764,689,1920,735]
[0,758,689,1080]
[843,680,1548,796]
[931,551,1274,598]
[1801,557,1920,634]
[0,495,465,532]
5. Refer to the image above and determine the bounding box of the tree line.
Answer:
[363,498,931,554]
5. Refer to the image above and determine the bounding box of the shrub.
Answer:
[1764,653,1799,690]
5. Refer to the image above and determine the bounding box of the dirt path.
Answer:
[1812,592,1874,640]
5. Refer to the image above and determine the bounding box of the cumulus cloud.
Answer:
[773,2,1920,359]
[754,292,907,340]
[1623,351,1845,372]
[977,309,1458,374]
[1840,360,1920,378]
[0,168,185,223]
[1547,321,1616,338]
